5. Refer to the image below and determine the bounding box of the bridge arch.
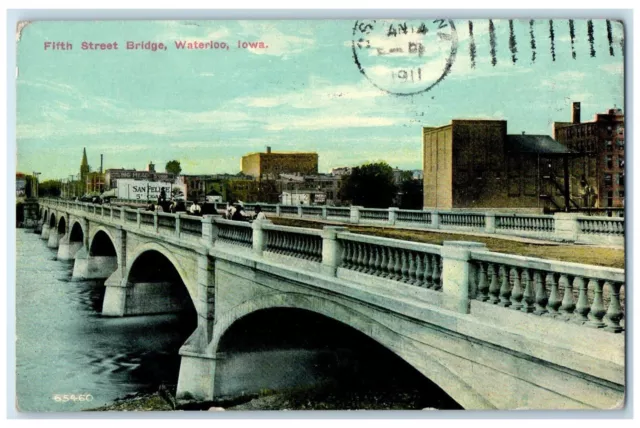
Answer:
[210,292,493,410]
[69,220,85,244]
[124,242,197,304]
[57,215,67,235]
[48,212,57,228]
[88,227,118,258]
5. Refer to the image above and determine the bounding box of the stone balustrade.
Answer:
[180,215,204,237]
[395,209,432,225]
[469,250,625,332]
[496,214,554,233]
[38,198,627,334]
[578,217,624,236]
[207,201,624,246]
[336,232,443,290]
[359,208,390,222]
[214,219,252,248]
[440,212,486,228]
[262,223,323,262]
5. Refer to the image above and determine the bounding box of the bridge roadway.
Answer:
[36,199,625,410]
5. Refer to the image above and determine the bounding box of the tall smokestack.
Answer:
[100,154,103,174]
[266,146,272,154]
[572,102,581,124]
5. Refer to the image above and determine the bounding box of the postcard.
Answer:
[15,18,625,412]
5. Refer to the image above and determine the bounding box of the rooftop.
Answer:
[506,134,575,155]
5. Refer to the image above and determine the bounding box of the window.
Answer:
[617,139,625,148]
[604,173,613,186]
[617,173,624,186]
[619,190,625,198]
[607,191,614,207]
[606,140,613,151]
[606,155,613,169]
[618,158,624,169]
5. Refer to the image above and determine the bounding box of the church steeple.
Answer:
[80,147,90,183]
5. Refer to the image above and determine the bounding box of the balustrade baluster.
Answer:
[573,276,589,324]
[399,250,409,282]
[431,255,441,291]
[389,249,400,280]
[355,243,365,272]
[559,274,576,320]
[510,267,524,310]
[604,282,624,333]
[587,279,606,328]
[379,246,388,277]
[488,263,500,304]
[414,252,424,286]
[423,254,432,288]
[341,241,351,268]
[367,245,378,274]
[407,252,417,284]
[498,265,512,307]
[385,247,395,278]
[371,246,382,276]
[476,262,489,301]
[520,269,534,313]
[547,273,561,316]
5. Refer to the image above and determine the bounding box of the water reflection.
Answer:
[16,229,191,412]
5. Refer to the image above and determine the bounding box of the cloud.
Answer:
[600,63,624,75]
[264,115,399,131]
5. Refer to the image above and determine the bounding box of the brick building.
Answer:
[104,162,175,189]
[422,120,575,211]
[277,173,342,205]
[553,103,625,208]
[241,146,318,180]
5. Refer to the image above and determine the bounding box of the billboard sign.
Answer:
[116,179,186,201]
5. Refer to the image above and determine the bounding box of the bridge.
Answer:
[35,198,625,410]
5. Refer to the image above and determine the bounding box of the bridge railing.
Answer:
[40,198,625,333]
[213,219,252,248]
[336,232,443,290]
[180,214,203,238]
[45,198,623,246]
[469,250,625,332]
[262,223,323,262]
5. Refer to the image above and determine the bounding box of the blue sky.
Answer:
[16,19,624,180]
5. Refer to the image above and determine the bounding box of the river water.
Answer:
[15,228,189,412]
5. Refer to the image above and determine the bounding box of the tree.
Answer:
[398,171,423,209]
[39,180,62,197]
[165,160,182,175]
[338,162,397,208]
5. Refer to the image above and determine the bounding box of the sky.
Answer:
[16,19,624,180]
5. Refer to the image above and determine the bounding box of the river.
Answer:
[15,228,190,412]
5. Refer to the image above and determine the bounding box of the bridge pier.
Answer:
[40,222,50,240]
[57,233,83,260]
[72,247,118,280]
[47,229,61,248]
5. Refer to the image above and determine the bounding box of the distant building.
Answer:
[278,173,342,205]
[422,120,576,211]
[16,173,26,197]
[178,174,258,202]
[281,190,327,205]
[241,146,318,180]
[86,171,105,194]
[105,166,175,189]
[330,167,352,177]
[553,103,625,208]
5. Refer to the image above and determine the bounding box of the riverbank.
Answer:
[87,384,451,412]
